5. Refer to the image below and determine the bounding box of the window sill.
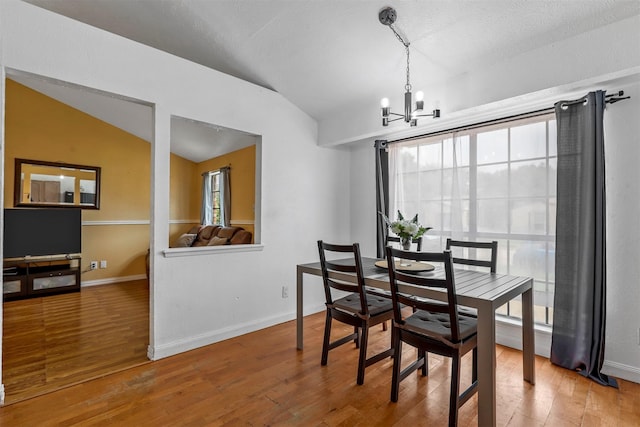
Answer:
[162,244,264,258]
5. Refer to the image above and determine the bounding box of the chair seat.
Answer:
[403,309,477,342]
[333,293,393,316]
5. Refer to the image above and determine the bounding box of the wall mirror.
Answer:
[14,158,101,209]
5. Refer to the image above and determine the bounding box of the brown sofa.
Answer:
[146,225,253,279]
[171,225,253,247]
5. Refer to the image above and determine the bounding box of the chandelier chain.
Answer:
[388,23,411,92]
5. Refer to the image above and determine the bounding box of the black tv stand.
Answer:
[3,254,81,301]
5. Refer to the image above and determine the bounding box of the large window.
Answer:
[389,113,556,325]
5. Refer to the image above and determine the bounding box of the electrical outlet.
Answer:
[281,286,289,298]
[100,260,107,269]
[90,261,98,270]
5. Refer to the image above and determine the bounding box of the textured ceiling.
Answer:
[15,0,640,161]
[24,0,640,122]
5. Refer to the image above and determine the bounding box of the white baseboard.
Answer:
[148,303,326,360]
[0,383,5,405]
[149,311,295,360]
[81,274,147,287]
[602,360,640,384]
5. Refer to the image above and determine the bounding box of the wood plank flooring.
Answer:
[1,294,639,426]
[2,280,149,404]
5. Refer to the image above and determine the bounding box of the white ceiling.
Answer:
[15,0,640,159]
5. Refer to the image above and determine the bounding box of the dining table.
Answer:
[296,256,535,427]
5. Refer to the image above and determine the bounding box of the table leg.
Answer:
[476,303,496,427]
[521,285,536,384]
[296,266,304,350]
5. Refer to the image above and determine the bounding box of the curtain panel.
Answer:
[550,90,617,387]
[375,140,389,258]
[220,166,231,227]
[200,172,213,225]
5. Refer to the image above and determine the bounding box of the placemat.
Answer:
[374,260,435,272]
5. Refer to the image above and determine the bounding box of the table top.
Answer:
[298,256,533,309]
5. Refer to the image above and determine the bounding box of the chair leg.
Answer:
[321,311,332,366]
[472,347,478,383]
[449,355,462,427]
[390,330,403,402]
[382,321,388,331]
[354,325,360,348]
[356,323,369,385]
[418,349,428,376]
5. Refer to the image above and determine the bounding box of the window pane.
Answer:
[418,143,442,171]
[477,129,508,164]
[510,240,548,281]
[443,135,470,167]
[511,122,546,160]
[477,164,508,198]
[399,171,418,196]
[400,146,418,172]
[442,199,469,232]
[419,170,442,200]
[419,201,442,232]
[442,167,469,200]
[477,199,508,233]
[548,158,557,196]
[510,198,547,235]
[549,120,557,157]
[510,159,547,197]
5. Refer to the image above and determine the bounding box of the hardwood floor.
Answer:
[1,302,639,426]
[2,280,149,404]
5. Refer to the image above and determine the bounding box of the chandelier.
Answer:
[379,7,440,127]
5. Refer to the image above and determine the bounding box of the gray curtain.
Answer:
[200,172,213,225]
[550,91,617,387]
[375,140,389,258]
[219,166,231,227]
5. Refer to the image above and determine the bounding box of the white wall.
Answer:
[345,20,640,382]
[0,0,345,382]
[602,80,640,383]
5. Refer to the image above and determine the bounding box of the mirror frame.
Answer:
[14,158,101,209]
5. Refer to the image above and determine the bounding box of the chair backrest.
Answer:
[385,247,464,343]
[317,241,369,315]
[386,235,423,251]
[445,239,498,273]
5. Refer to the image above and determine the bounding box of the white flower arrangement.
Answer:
[381,210,431,241]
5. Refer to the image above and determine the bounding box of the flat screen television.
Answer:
[3,208,82,258]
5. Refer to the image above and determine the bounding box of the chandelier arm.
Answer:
[385,116,405,123]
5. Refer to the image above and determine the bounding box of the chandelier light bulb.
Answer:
[415,91,424,102]
[380,98,390,108]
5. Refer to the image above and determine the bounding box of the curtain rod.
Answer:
[389,90,631,145]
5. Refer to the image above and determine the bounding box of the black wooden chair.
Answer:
[445,238,498,272]
[385,247,478,427]
[317,240,395,385]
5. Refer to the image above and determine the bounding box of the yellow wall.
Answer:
[197,145,256,237]
[4,80,257,280]
[169,153,200,243]
[4,79,151,280]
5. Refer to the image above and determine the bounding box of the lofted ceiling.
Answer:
[16,0,640,159]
